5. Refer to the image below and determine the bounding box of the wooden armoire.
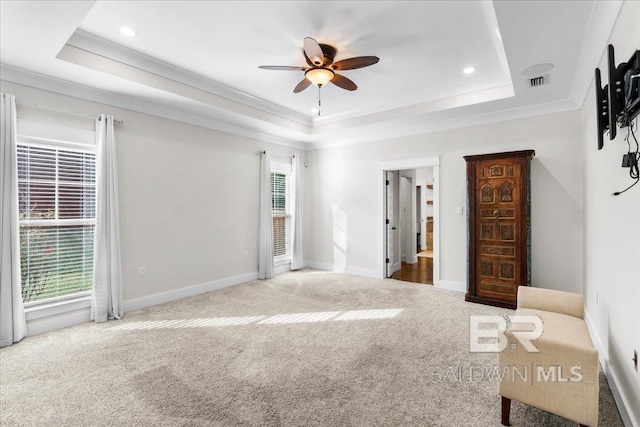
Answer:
[464,150,534,309]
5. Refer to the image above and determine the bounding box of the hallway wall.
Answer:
[306,111,583,292]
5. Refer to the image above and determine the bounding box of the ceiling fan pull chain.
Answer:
[318,86,322,116]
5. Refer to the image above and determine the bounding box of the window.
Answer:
[271,171,291,261]
[18,141,96,303]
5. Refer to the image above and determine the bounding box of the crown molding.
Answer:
[67,30,312,129]
[311,82,515,136]
[2,63,582,153]
[306,97,580,150]
[56,44,312,137]
[0,64,309,150]
[569,0,623,108]
[310,73,513,127]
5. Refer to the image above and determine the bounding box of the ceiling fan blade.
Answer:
[259,66,307,71]
[293,78,312,93]
[331,74,357,91]
[332,56,379,71]
[304,37,324,66]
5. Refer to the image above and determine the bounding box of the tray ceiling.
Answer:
[0,1,621,148]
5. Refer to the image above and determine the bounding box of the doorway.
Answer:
[391,168,434,285]
[380,157,440,287]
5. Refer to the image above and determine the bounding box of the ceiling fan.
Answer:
[259,37,379,113]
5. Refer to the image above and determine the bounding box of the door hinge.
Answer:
[386,219,390,224]
[386,258,390,264]
[386,180,390,185]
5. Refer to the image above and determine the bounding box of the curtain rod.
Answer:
[259,151,297,158]
[16,101,124,124]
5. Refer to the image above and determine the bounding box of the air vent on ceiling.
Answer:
[526,74,548,87]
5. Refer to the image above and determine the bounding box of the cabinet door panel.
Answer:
[464,151,533,309]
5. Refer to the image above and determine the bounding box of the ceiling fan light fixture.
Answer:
[305,68,335,87]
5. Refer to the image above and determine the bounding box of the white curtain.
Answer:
[291,155,303,270]
[92,114,123,322]
[0,93,26,347]
[258,151,274,279]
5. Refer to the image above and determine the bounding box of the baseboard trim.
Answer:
[22,271,260,338]
[607,363,636,427]
[124,271,258,312]
[304,261,380,279]
[304,261,332,271]
[584,311,636,427]
[584,312,608,372]
[435,280,466,293]
[392,262,402,274]
[399,255,418,264]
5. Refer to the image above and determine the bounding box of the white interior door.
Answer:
[386,171,394,277]
[416,186,421,251]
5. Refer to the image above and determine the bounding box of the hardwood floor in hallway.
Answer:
[391,256,433,285]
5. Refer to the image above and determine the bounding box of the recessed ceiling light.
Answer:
[463,67,476,75]
[119,27,138,38]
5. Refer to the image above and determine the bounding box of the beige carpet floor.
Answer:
[0,269,624,426]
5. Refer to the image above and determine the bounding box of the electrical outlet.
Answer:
[634,350,638,372]
[138,266,146,277]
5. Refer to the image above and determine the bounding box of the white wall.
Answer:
[581,1,640,424]
[1,80,306,324]
[306,111,584,291]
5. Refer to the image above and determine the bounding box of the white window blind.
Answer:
[17,143,96,303]
[271,172,291,260]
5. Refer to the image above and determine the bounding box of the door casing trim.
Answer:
[378,156,440,285]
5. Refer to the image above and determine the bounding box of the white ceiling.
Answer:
[0,1,623,149]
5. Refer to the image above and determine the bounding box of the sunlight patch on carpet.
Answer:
[107,309,404,331]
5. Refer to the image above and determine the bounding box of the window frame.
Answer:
[17,126,97,309]
[270,161,293,265]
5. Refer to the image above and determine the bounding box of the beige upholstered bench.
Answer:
[498,287,599,426]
